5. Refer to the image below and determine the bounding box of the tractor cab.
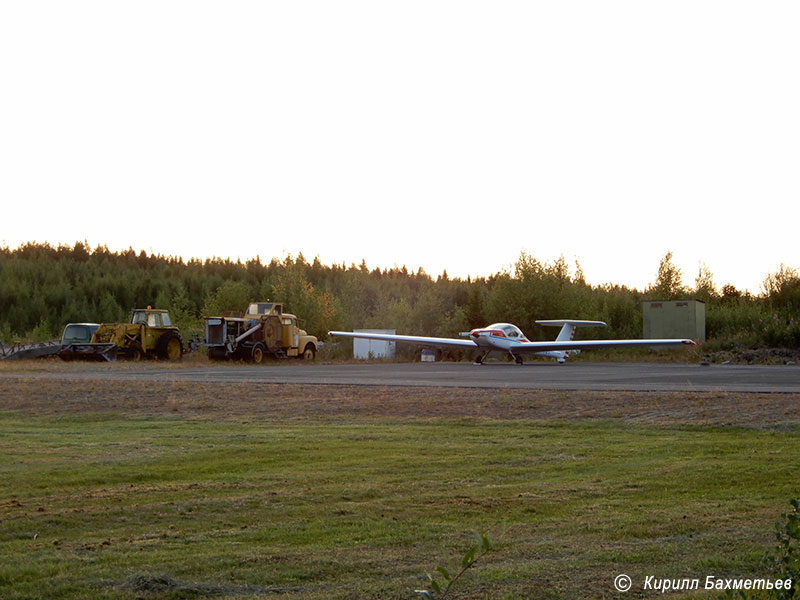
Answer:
[131,310,172,327]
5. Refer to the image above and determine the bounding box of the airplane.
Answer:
[329,320,696,365]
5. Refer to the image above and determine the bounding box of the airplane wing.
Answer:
[328,331,478,350]
[509,338,696,353]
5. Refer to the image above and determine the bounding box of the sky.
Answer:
[1,1,797,294]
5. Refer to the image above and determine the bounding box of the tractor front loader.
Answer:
[86,309,183,361]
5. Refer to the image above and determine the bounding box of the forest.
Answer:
[1,242,798,350]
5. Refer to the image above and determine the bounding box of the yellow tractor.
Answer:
[90,309,183,361]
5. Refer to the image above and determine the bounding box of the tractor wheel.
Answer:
[301,344,316,360]
[127,344,144,361]
[250,343,266,364]
[157,332,183,361]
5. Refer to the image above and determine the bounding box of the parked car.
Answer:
[58,323,116,361]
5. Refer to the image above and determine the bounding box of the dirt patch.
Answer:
[1,377,799,428]
[701,345,800,365]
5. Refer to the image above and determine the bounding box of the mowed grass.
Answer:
[1,409,799,599]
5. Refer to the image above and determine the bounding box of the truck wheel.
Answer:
[157,333,183,361]
[301,344,316,360]
[127,344,144,361]
[250,343,266,364]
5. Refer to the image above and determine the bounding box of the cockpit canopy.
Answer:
[486,323,526,339]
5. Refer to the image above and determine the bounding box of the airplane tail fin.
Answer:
[536,320,607,342]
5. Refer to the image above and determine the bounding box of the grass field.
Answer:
[1,369,800,599]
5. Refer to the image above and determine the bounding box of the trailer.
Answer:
[0,340,61,360]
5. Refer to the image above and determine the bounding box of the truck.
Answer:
[57,322,118,361]
[197,302,317,363]
[89,308,183,361]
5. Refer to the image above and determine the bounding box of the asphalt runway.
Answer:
[4,361,799,393]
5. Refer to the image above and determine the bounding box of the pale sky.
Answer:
[1,1,797,294]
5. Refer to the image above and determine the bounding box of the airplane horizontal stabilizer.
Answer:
[535,320,607,328]
[536,320,607,343]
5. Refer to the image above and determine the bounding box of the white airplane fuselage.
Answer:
[466,322,578,362]
[465,323,557,363]
[469,324,525,347]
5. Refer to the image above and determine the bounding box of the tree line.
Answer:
[1,243,798,348]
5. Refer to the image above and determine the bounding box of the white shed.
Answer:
[353,329,396,359]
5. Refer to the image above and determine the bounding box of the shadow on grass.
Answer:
[117,573,299,596]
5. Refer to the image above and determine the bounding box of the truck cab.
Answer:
[279,313,317,359]
[60,323,100,347]
[281,315,300,351]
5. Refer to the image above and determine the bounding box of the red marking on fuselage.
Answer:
[471,329,506,338]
